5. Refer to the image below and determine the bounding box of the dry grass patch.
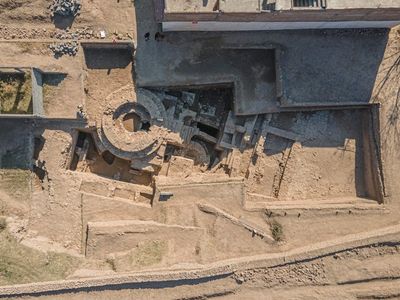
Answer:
[0,230,80,285]
[112,240,168,272]
[0,71,32,114]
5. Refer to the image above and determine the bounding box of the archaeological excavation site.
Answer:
[0,0,400,299]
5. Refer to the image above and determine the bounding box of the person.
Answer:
[144,32,150,41]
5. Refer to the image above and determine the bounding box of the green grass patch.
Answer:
[0,170,31,199]
[0,72,33,114]
[132,240,167,267]
[0,230,80,285]
[113,240,168,272]
[269,219,284,242]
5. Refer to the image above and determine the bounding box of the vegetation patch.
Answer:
[269,219,284,242]
[0,230,80,285]
[0,218,6,232]
[133,240,167,266]
[113,240,168,272]
[0,71,33,114]
[0,170,31,202]
[105,257,117,272]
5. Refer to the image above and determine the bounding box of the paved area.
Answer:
[135,0,389,113]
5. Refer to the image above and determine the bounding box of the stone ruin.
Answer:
[49,0,81,18]
[49,41,79,57]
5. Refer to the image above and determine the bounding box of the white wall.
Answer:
[275,0,400,10]
[165,0,400,13]
[220,0,261,12]
[163,20,400,31]
[326,0,400,9]
[165,0,218,12]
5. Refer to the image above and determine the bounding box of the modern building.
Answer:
[155,0,400,31]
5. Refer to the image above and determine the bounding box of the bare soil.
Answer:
[0,0,399,299]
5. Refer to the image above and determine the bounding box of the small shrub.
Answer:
[270,220,283,242]
[105,257,117,272]
[0,218,6,232]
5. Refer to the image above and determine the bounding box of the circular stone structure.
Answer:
[180,140,211,166]
[97,86,172,160]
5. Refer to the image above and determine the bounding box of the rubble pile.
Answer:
[0,26,134,41]
[49,0,81,17]
[51,28,95,40]
[49,41,79,56]
[0,27,50,40]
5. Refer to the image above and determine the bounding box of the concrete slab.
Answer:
[137,46,278,115]
[135,0,389,113]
